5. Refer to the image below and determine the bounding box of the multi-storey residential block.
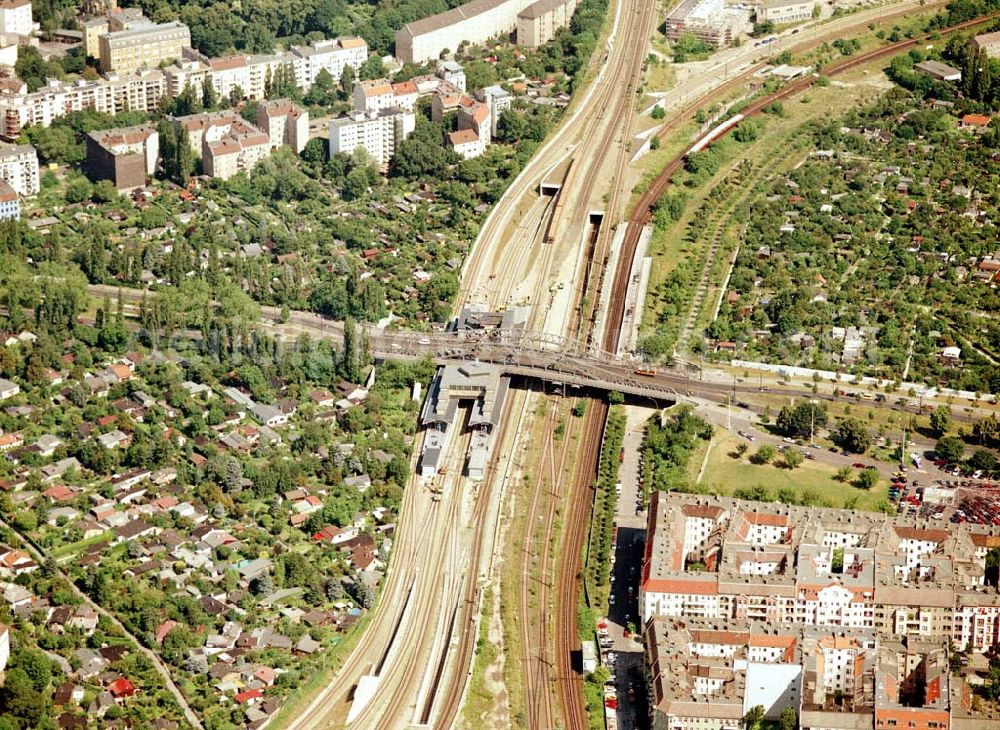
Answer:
[82,7,145,57]
[645,616,977,730]
[0,623,8,675]
[328,108,415,168]
[664,0,740,48]
[165,37,367,104]
[446,128,483,159]
[477,85,512,135]
[287,37,367,91]
[516,0,578,46]
[0,70,167,139]
[0,0,33,37]
[0,180,19,220]
[353,79,395,113]
[437,60,466,92]
[0,35,365,142]
[255,99,308,153]
[874,637,951,730]
[433,89,491,158]
[174,111,270,180]
[98,20,190,74]
[390,81,419,111]
[640,493,1000,652]
[973,30,1000,59]
[84,124,159,191]
[0,144,38,195]
[395,0,536,63]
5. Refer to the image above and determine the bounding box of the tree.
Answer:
[735,442,749,458]
[176,127,194,182]
[391,118,451,178]
[174,82,202,116]
[974,415,1000,447]
[936,436,964,463]
[743,705,765,730]
[836,466,852,482]
[783,449,804,469]
[835,418,871,454]
[202,77,218,110]
[0,668,47,726]
[223,456,244,493]
[64,174,93,204]
[750,444,776,464]
[930,406,951,437]
[340,64,355,99]
[970,449,997,473]
[855,468,879,490]
[91,179,119,203]
[157,119,177,180]
[776,402,827,439]
[779,707,798,730]
[342,166,370,201]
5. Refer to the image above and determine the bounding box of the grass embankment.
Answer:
[584,406,627,614]
[461,586,499,727]
[578,405,626,730]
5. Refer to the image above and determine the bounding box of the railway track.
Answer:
[554,397,609,730]
[543,11,1000,730]
[610,10,1000,354]
[647,0,956,148]
[541,0,659,725]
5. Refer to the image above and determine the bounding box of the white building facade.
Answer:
[328,108,415,167]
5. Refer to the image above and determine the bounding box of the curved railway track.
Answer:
[608,10,1000,352]
[550,11,1000,730]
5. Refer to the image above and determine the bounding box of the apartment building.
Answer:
[646,616,976,730]
[287,36,367,91]
[0,144,38,195]
[446,128,484,159]
[0,180,18,220]
[434,90,491,158]
[389,80,419,111]
[84,124,159,191]
[395,0,536,64]
[328,108,415,168]
[256,99,308,153]
[755,0,814,24]
[353,79,395,113]
[0,70,167,139]
[0,0,33,37]
[98,20,190,74]
[641,493,1000,652]
[165,37,368,103]
[0,35,365,141]
[477,84,512,135]
[82,7,145,58]
[516,0,578,47]
[174,111,270,180]
[437,60,466,92]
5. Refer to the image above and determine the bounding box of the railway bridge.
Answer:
[369,328,685,401]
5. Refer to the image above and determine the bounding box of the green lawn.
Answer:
[694,432,889,511]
